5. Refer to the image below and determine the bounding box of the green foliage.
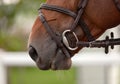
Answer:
[0,0,46,51]
[0,4,16,27]
[9,67,77,84]
[0,0,46,28]
[15,0,45,15]
[0,32,27,51]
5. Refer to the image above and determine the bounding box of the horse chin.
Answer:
[36,57,51,70]
[51,49,72,70]
[35,48,72,70]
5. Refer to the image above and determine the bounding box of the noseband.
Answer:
[39,0,120,58]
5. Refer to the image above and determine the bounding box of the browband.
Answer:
[40,3,77,18]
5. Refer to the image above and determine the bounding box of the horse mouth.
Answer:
[36,50,72,70]
[51,58,72,70]
[36,62,71,70]
[36,57,72,70]
[29,46,71,70]
[51,49,72,70]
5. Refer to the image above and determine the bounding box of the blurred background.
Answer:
[0,0,43,51]
[0,0,77,84]
[0,0,120,84]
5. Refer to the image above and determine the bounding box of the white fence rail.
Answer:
[1,51,120,67]
[0,26,120,84]
[0,51,120,84]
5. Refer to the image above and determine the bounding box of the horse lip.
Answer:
[50,60,71,70]
[36,57,51,70]
[50,50,72,70]
[36,58,71,70]
[50,61,57,70]
[50,64,71,70]
[37,63,51,70]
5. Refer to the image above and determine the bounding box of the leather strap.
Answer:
[79,18,95,41]
[113,0,120,11]
[40,4,77,18]
[38,0,120,55]
[70,0,95,42]
[38,0,94,57]
[39,11,71,58]
[71,0,88,31]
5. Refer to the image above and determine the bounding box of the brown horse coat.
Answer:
[28,0,120,70]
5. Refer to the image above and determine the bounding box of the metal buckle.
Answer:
[62,30,79,50]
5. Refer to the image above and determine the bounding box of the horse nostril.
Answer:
[28,46,38,61]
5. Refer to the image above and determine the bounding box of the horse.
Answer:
[28,0,120,70]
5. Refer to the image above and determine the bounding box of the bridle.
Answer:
[38,0,120,58]
[114,0,120,11]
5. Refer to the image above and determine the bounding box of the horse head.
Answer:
[28,0,120,70]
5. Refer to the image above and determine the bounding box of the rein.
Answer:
[39,0,120,58]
